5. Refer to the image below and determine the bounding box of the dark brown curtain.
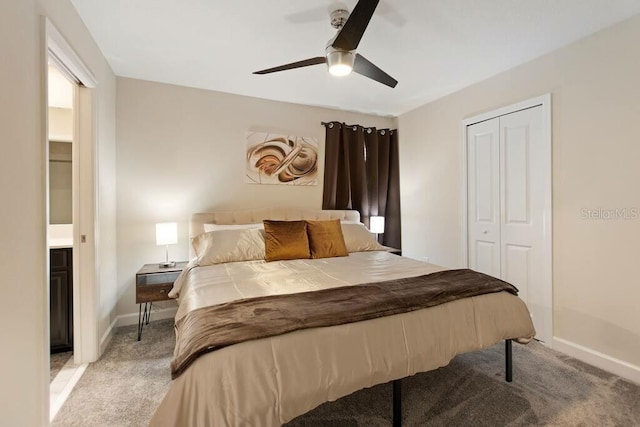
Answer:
[322,122,401,249]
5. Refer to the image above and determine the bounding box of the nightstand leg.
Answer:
[137,304,144,341]
[145,302,152,325]
[137,302,153,341]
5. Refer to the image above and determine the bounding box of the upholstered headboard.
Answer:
[189,208,361,258]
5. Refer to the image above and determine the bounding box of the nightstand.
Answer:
[136,261,188,340]
[386,248,402,256]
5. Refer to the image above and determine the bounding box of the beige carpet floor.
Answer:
[50,351,73,383]
[53,319,640,426]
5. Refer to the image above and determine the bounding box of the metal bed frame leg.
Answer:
[393,379,402,427]
[505,339,513,382]
[390,341,510,426]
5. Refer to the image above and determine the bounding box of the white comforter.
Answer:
[152,251,535,427]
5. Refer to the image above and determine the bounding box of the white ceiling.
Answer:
[70,0,640,117]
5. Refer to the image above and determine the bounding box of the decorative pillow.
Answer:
[305,219,348,259]
[191,228,265,265]
[340,222,386,253]
[263,220,310,262]
[203,223,264,232]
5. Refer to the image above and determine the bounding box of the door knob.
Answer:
[482,229,488,234]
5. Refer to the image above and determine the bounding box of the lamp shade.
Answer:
[327,47,355,76]
[156,222,177,246]
[369,216,385,234]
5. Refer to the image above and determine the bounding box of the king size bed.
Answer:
[150,209,535,426]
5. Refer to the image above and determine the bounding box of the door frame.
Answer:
[460,94,553,345]
[45,19,100,365]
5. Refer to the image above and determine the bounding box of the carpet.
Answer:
[50,351,73,382]
[53,319,640,426]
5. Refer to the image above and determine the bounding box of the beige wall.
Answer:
[115,77,395,317]
[0,1,47,424]
[49,141,72,224]
[48,107,72,141]
[0,1,117,424]
[399,15,640,367]
[49,107,73,225]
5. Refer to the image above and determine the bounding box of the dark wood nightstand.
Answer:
[386,248,402,256]
[136,261,188,340]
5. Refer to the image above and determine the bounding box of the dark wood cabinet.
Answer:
[50,248,73,353]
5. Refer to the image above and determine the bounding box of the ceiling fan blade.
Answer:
[332,0,380,51]
[253,57,326,74]
[353,54,397,88]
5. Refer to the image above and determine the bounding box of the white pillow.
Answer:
[340,222,386,253]
[191,228,266,265]
[203,223,264,232]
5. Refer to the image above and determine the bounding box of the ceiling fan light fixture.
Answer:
[329,63,352,76]
[253,0,397,87]
[326,48,355,77]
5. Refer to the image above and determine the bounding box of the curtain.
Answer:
[322,122,401,249]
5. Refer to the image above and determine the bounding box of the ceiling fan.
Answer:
[253,0,398,88]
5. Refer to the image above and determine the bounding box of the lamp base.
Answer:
[158,261,176,268]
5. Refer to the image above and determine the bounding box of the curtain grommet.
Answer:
[381,130,386,135]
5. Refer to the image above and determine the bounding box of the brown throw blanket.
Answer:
[171,268,518,379]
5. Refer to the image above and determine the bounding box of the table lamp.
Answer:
[370,216,385,242]
[156,222,177,268]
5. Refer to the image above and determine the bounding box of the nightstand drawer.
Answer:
[136,283,173,303]
[136,271,181,286]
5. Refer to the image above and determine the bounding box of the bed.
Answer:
[150,208,535,426]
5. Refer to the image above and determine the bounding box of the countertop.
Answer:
[49,224,73,249]
[49,238,73,249]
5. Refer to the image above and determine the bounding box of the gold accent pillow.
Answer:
[263,220,311,262]
[305,219,349,259]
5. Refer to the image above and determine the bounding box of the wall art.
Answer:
[245,131,319,185]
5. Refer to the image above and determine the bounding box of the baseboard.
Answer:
[116,305,178,327]
[99,317,118,355]
[553,337,640,385]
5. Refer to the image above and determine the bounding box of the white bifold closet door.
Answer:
[467,105,548,342]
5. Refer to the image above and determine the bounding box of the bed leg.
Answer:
[505,339,513,382]
[392,379,402,427]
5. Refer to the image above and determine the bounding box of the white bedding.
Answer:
[170,251,446,322]
[152,251,536,426]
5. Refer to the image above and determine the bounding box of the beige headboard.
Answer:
[189,208,360,258]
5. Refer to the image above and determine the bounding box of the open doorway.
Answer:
[47,57,85,421]
[46,19,99,421]
[47,61,75,375]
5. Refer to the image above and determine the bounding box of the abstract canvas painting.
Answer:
[245,131,319,185]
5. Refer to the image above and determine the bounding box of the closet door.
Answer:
[467,104,549,343]
[499,106,547,341]
[467,118,501,277]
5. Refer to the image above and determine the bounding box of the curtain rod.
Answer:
[321,121,395,135]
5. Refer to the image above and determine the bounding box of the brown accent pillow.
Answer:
[305,219,349,259]
[263,220,311,262]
